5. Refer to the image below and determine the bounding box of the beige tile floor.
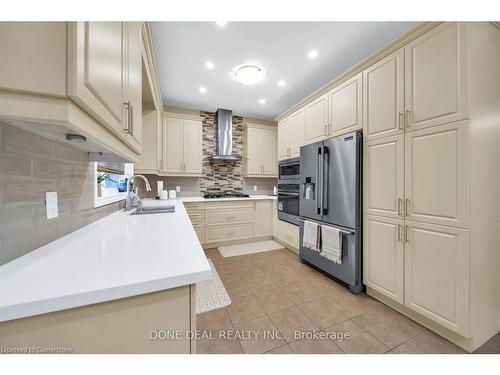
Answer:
[196,247,497,354]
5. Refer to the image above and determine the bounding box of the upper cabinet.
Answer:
[0,22,144,162]
[161,114,203,176]
[68,22,142,153]
[278,109,304,160]
[363,49,405,140]
[328,73,363,135]
[304,94,328,144]
[405,22,469,131]
[244,123,277,177]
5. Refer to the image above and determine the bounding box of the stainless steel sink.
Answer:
[130,205,176,215]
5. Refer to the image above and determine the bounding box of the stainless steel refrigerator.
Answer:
[298,131,362,294]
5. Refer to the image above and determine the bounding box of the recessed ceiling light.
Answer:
[233,64,265,86]
[199,86,207,93]
[259,99,266,104]
[205,61,215,70]
[215,21,227,27]
[308,50,319,59]
[277,80,286,87]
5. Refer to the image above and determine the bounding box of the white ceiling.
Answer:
[151,22,417,120]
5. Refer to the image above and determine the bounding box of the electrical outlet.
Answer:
[253,185,258,191]
[176,186,181,193]
[45,192,58,219]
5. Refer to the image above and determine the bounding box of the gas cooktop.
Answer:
[203,193,250,199]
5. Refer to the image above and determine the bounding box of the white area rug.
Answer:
[196,259,231,314]
[218,240,284,257]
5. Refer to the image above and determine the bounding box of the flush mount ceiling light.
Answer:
[233,64,265,86]
[308,50,319,59]
[277,80,286,87]
[215,21,227,27]
[205,61,215,70]
[259,98,266,104]
[199,86,207,93]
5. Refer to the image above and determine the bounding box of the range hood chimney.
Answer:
[206,108,242,161]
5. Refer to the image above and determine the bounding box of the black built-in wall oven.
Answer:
[277,158,300,225]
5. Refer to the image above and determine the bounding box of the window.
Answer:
[94,162,134,207]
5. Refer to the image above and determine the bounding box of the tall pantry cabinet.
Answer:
[362,22,500,351]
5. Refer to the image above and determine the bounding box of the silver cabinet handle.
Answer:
[398,112,404,130]
[405,225,410,243]
[397,198,402,216]
[123,101,131,133]
[405,198,410,216]
[405,109,411,128]
[129,103,133,135]
[397,224,402,242]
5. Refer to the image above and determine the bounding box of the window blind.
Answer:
[97,162,125,175]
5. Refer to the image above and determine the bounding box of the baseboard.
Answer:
[273,236,299,254]
[366,287,474,352]
[201,236,273,249]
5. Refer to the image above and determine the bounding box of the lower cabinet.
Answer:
[404,221,470,336]
[183,200,274,246]
[364,214,470,336]
[363,215,404,304]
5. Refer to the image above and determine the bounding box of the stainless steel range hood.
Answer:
[206,108,242,161]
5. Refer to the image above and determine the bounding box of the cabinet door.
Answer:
[162,117,183,174]
[262,128,277,176]
[254,201,272,237]
[405,22,469,131]
[304,94,328,144]
[277,119,289,160]
[246,127,262,175]
[363,49,405,140]
[68,22,125,138]
[364,135,405,219]
[122,22,142,153]
[404,221,470,336]
[363,215,404,303]
[329,73,363,135]
[288,109,305,157]
[405,120,470,228]
[183,120,203,174]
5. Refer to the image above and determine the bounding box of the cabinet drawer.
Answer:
[205,201,253,211]
[276,220,299,249]
[206,208,253,226]
[206,224,253,243]
[194,226,205,244]
[187,213,204,225]
[183,202,205,211]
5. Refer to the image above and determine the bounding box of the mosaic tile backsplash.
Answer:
[200,111,244,195]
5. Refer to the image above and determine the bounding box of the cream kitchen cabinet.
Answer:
[162,114,203,176]
[405,22,469,131]
[404,120,470,228]
[363,134,405,219]
[304,94,328,144]
[363,215,404,304]
[363,23,469,140]
[328,73,363,135]
[0,22,146,162]
[68,22,142,153]
[278,109,304,160]
[363,49,405,140]
[244,124,277,177]
[253,200,272,237]
[404,221,470,336]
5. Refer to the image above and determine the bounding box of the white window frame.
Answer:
[93,162,134,208]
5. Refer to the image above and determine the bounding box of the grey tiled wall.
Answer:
[0,122,121,266]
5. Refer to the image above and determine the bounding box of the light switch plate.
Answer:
[176,186,181,193]
[46,192,58,219]
[253,185,258,191]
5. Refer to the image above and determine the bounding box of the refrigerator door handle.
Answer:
[316,146,322,215]
[322,146,328,215]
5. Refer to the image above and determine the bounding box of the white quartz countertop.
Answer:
[0,200,212,323]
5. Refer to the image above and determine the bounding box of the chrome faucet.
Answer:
[125,175,152,211]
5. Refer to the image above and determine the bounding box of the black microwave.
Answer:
[278,157,300,180]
